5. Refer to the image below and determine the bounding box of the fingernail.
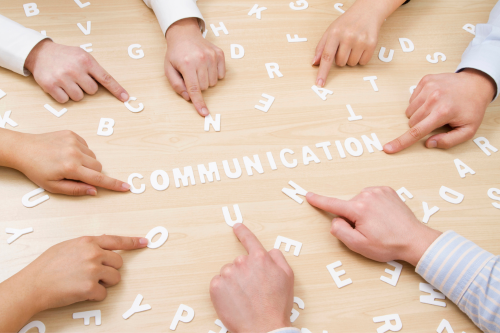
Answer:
[181,92,190,101]
[201,108,209,116]
[87,189,97,196]
[122,182,131,190]
[139,237,149,246]
[233,222,242,229]
[428,140,437,148]
[312,56,317,65]
[317,79,324,87]
[120,92,129,102]
[384,143,392,151]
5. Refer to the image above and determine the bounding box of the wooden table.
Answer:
[1,0,499,332]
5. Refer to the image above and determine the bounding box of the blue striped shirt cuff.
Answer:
[268,328,301,333]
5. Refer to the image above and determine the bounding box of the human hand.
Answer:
[306,187,442,266]
[209,223,295,333]
[384,69,496,153]
[0,235,148,332]
[165,18,225,116]
[24,39,129,103]
[4,130,130,196]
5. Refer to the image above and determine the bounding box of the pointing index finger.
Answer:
[89,58,129,102]
[232,223,265,255]
[93,235,148,251]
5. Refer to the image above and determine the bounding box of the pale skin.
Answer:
[384,69,497,153]
[25,39,129,103]
[0,235,148,333]
[0,129,131,196]
[165,18,225,117]
[210,223,294,333]
[313,0,407,87]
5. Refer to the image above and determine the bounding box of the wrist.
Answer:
[402,225,442,267]
[25,39,52,74]
[165,17,201,43]
[459,68,497,102]
[0,129,25,170]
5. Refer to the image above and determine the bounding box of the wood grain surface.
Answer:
[0,0,499,332]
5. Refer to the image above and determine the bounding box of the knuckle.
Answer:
[353,201,366,212]
[82,281,96,296]
[101,72,113,84]
[62,161,78,174]
[92,172,105,185]
[321,52,333,63]
[409,126,422,140]
[210,276,221,292]
[220,265,233,277]
[429,90,442,102]
[71,185,83,196]
[253,249,267,261]
[234,255,246,266]
[79,236,94,244]
[188,85,200,94]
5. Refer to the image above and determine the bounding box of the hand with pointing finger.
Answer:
[384,69,497,153]
[0,129,130,196]
[165,18,225,117]
[25,39,129,103]
[0,235,148,332]
[210,223,295,333]
[306,188,442,266]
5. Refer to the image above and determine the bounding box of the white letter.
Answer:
[255,93,275,112]
[286,34,307,42]
[210,22,228,36]
[74,0,90,8]
[145,226,168,249]
[22,188,49,208]
[378,47,394,63]
[248,4,267,19]
[302,146,320,165]
[128,173,145,194]
[289,0,308,10]
[6,227,33,244]
[335,140,346,158]
[488,188,500,209]
[266,152,278,170]
[453,158,475,178]
[0,110,18,128]
[362,133,383,153]
[19,321,45,333]
[419,283,446,307]
[204,114,221,132]
[0,88,6,99]
[462,24,475,35]
[439,186,464,204]
[344,138,363,157]
[243,154,264,175]
[315,142,332,160]
[122,294,151,319]
[77,21,91,35]
[198,162,220,183]
[97,118,114,136]
[396,187,413,202]
[170,304,194,330]
[222,204,242,227]
[222,158,242,179]
[426,52,446,63]
[311,85,333,100]
[265,63,283,79]
[73,310,101,326]
[422,202,439,223]
[436,319,454,333]
[373,314,402,333]
[173,166,196,187]
[282,180,307,204]
[364,76,379,92]
[473,136,498,156]
[398,38,414,52]
[380,261,403,287]
[150,170,169,191]
[409,85,417,94]
[280,149,298,168]
[230,44,244,58]
[290,297,305,323]
[274,236,302,256]
[327,261,352,288]
[124,97,144,113]
[346,104,362,121]
[128,44,144,59]
[209,319,228,333]
[44,104,68,118]
[80,43,93,52]
[334,3,345,13]
[23,3,39,17]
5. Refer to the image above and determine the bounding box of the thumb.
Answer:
[330,218,367,253]
[426,126,475,149]
[50,179,97,196]
[165,62,189,101]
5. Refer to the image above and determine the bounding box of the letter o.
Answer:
[150,170,170,191]
[145,226,169,249]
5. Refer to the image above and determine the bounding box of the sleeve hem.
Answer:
[415,230,452,273]
[150,0,206,36]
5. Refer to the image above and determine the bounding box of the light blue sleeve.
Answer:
[457,1,500,100]
[416,231,500,332]
[268,328,301,333]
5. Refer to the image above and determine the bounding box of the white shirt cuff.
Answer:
[149,0,205,36]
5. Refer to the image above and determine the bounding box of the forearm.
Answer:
[0,128,23,169]
[349,0,408,23]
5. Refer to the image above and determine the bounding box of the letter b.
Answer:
[97,118,115,136]
[24,3,40,17]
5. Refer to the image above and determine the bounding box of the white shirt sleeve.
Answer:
[457,0,500,101]
[143,0,205,36]
[0,14,50,76]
